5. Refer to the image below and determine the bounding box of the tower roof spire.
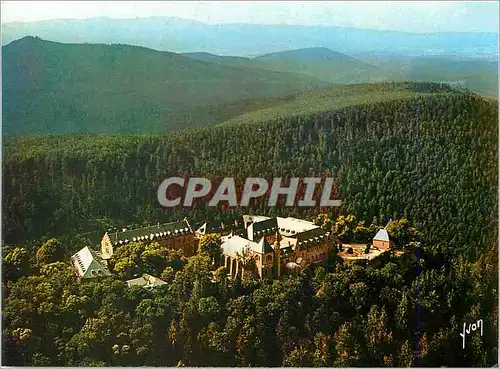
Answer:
[274,230,282,249]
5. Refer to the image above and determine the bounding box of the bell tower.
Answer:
[274,231,282,279]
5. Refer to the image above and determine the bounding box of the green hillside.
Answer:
[4,38,496,137]
[217,82,454,126]
[365,56,498,99]
[401,57,498,99]
[185,49,498,100]
[2,37,329,136]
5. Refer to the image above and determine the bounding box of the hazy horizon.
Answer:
[2,1,499,33]
[3,16,499,36]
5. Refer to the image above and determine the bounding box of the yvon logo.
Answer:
[459,319,483,349]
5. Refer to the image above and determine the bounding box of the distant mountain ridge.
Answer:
[183,47,396,85]
[184,48,361,63]
[2,17,497,57]
[222,47,497,98]
[255,47,359,62]
[182,52,250,63]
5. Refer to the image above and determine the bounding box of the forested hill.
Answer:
[3,82,497,261]
[2,36,328,136]
[217,82,456,126]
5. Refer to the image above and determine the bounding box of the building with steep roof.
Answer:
[220,234,275,279]
[373,228,392,249]
[291,227,331,264]
[220,215,334,279]
[126,274,167,290]
[251,215,332,265]
[276,216,319,236]
[196,217,247,239]
[196,221,223,237]
[100,218,198,260]
[71,246,112,279]
[242,215,271,229]
[246,217,278,241]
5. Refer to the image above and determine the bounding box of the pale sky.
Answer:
[1,1,498,33]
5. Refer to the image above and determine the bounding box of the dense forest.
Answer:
[2,82,498,366]
[2,225,498,366]
[3,83,497,257]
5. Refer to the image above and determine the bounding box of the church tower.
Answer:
[274,231,282,279]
